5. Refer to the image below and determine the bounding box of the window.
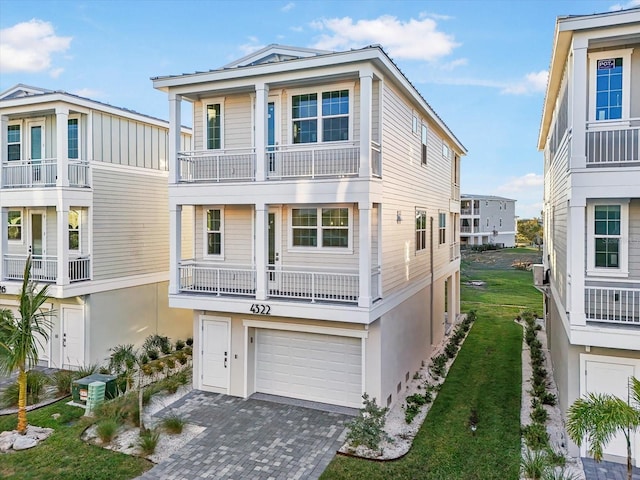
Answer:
[421,124,428,165]
[594,205,620,268]
[292,88,350,144]
[589,49,632,122]
[7,124,20,161]
[442,143,450,159]
[291,207,350,249]
[412,115,419,134]
[206,103,222,149]
[7,210,22,241]
[68,118,79,159]
[438,213,446,245]
[205,209,222,256]
[68,210,80,251]
[499,218,502,227]
[416,210,427,251]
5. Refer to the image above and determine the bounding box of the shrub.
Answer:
[138,428,160,455]
[175,351,188,365]
[406,393,428,406]
[2,370,49,407]
[143,334,172,356]
[345,393,389,452]
[542,468,579,480]
[73,364,99,380]
[93,397,129,423]
[430,354,448,379]
[530,404,549,424]
[140,354,149,365]
[163,376,180,394]
[444,342,458,358]
[521,449,547,480]
[161,414,185,434]
[50,370,74,396]
[175,339,185,351]
[404,402,421,424]
[545,447,566,467]
[147,349,159,361]
[166,357,176,370]
[186,337,193,346]
[96,419,119,444]
[522,422,550,450]
[541,391,557,406]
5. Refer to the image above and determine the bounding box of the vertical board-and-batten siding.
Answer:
[380,82,453,296]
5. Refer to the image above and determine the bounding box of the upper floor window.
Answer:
[68,118,79,159]
[421,124,428,165]
[8,210,22,241]
[206,103,222,150]
[589,49,632,122]
[290,206,351,250]
[412,115,419,134]
[7,124,21,161]
[438,213,446,245]
[416,209,427,251]
[442,143,450,159]
[587,202,629,277]
[291,88,350,144]
[205,208,223,256]
[68,210,80,251]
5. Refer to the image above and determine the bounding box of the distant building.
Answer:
[460,194,516,247]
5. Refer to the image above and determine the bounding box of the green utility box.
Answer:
[72,374,118,404]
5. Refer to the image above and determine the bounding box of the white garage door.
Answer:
[256,329,362,408]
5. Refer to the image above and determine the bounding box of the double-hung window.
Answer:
[439,213,446,245]
[206,103,222,150]
[589,49,632,122]
[68,210,80,251]
[8,124,21,161]
[587,202,628,276]
[205,208,223,256]
[68,118,79,159]
[290,206,350,250]
[416,210,427,252]
[7,210,22,241]
[292,88,350,143]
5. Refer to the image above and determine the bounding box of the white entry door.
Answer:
[201,318,229,390]
[61,307,85,369]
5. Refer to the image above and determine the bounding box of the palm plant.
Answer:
[566,376,640,480]
[0,256,53,434]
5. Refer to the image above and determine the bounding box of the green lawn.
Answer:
[0,401,151,480]
[321,252,542,480]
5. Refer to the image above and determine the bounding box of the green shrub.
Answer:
[147,349,159,361]
[50,370,74,396]
[143,334,172,356]
[138,428,160,455]
[522,422,550,450]
[530,404,548,424]
[96,418,119,444]
[542,468,579,480]
[345,393,390,452]
[166,357,176,370]
[1,370,49,407]
[186,337,193,346]
[175,351,188,365]
[541,391,557,406]
[444,342,458,358]
[174,339,185,351]
[520,448,547,480]
[545,447,566,467]
[161,414,185,434]
[73,364,99,380]
[404,402,421,424]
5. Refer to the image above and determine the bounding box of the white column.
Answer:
[56,205,70,286]
[0,208,7,281]
[169,205,182,295]
[358,202,372,308]
[570,38,588,170]
[56,107,69,187]
[0,115,7,190]
[359,68,373,178]
[568,200,586,326]
[255,203,268,300]
[168,93,182,185]
[255,83,268,182]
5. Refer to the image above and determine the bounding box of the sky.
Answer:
[1,0,639,219]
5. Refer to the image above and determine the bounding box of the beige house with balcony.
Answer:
[0,85,192,369]
[537,9,640,465]
[152,44,465,409]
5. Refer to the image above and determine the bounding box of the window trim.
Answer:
[442,142,450,160]
[202,206,224,259]
[7,121,21,162]
[7,209,23,244]
[67,115,81,160]
[287,83,354,145]
[287,205,353,253]
[586,201,629,278]
[202,98,225,150]
[438,212,446,245]
[415,209,427,253]
[68,209,80,252]
[588,49,633,123]
[412,114,419,135]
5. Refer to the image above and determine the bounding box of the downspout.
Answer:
[430,216,434,346]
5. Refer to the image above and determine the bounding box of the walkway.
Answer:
[137,391,353,480]
[583,458,640,480]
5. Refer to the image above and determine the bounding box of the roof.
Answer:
[461,194,516,202]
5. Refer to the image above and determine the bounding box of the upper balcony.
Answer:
[586,119,640,167]
[3,254,91,284]
[1,159,90,189]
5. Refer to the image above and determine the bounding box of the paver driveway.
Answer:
[137,391,353,480]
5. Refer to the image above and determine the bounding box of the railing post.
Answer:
[56,206,70,286]
[255,203,268,301]
[255,83,268,182]
[56,107,69,187]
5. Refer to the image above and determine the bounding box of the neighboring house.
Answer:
[459,194,516,247]
[0,85,193,369]
[536,9,640,465]
[152,44,465,409]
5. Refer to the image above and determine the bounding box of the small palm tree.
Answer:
[566,376,640,480]
[0,256,53,434]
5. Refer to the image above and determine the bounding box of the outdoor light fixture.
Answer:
[397,211,402,223]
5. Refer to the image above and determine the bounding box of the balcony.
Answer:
[449,242,460,261]
[460,225,472,233]
[585,286,640,326]
[3,254,91,283]
[1,159,91,188]
[178,149,256,183]
[460,208,480,216]
[586,119,640,166]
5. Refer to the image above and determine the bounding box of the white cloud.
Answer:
[496,173,543,194]
[0,19,71,73]
[282,2,295,12]
[501,70,548,95]
[609,0,640,10]
[310,15,460,61]
[49,67,64,78]
[238,36,265,56]
[73,88,103,99]
[419,12,454,21]
[440,58,468,71]
[290,25,304,32]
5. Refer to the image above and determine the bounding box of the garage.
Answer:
[255,329,362,408]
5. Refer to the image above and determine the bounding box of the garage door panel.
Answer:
[256,329,362,408]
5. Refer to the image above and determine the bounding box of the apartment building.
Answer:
[460,194,516,247]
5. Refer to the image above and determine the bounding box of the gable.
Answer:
[0,84,52,100]
[223,44,331,69]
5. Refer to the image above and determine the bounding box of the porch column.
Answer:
[569,37,588,170]
[255,203,268,300]
[56,205,70,286]
[0,208,7,281]
[255,83,268,182]
[359,67,373,178]
[169,204,182,295]
[358,202,372,308]
[0,115,7,167]
[568,200,586,326]
[168,93,182,185]
[56,107,69,187]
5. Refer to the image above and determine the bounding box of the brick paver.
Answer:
[137,391,352,480]
[583,458,640,480]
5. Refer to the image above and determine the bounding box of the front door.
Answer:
[201,318,229,390]
[267,207,281,291]
[27,120,45,184]
[62,307,85,369]
[267,98,278,175]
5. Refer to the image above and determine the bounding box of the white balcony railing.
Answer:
[178,262,256,295]
[3,254,91,283]
[371,266,381,302]
[267,142,359,179]
[452,183,460,201]
[586,119,640,165]
[449,242,460,261]
[460,226,472,233]
[68,161,90,187]
[585,286,640,326]
[268,267,359,303]
[178,149,256,182]
[2,159,57,188]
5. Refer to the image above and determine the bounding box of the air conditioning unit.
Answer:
[533,264,546,286]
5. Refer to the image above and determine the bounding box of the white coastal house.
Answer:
[537,9,640,465]
[459,194,516,247]
[0,85,193,369]
[152,44,465,409]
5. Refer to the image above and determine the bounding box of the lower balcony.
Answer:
[3,254,91,283]
[585,286,640,326]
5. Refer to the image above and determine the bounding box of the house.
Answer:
[152,44,466,409]
[537,8,640,465]
[0,85,193,369]
[459,194,516,247]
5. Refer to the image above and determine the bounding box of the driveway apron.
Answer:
[137,391,352,480]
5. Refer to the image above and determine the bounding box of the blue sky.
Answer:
[2,0,639,218]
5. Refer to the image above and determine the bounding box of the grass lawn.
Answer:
[0,400,151,480]
[321,250,542,480]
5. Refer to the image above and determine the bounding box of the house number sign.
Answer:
[250,304,271,315]
[0,286,6,294]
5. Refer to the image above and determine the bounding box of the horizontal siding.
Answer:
[547,139,569,306]
[224,95,252,149]
[629,199,640,279]
[194,205,253,264]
